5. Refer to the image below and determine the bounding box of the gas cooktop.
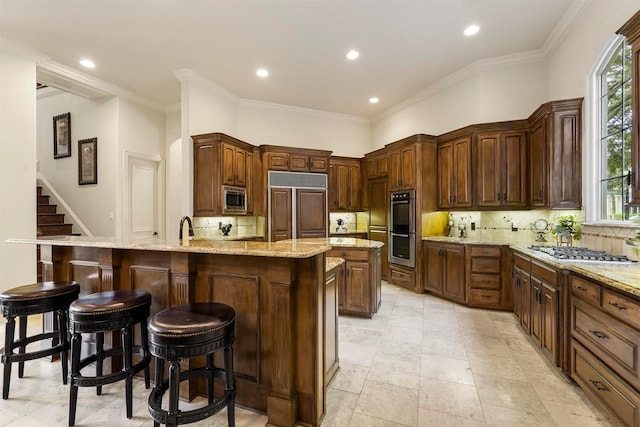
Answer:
[528,246,634,263]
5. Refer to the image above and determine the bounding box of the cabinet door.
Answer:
[520,272,531,333]
[423,244,443,293]
[389,150,401,191]
[476,133,501,207]
[502,131,527,207]
[443,245,465,302]
[531,276,542,343]
[270,187,292,242]
[235,148,247,186]
[345,260,370,313]
[267,152,290,171]
[296,189,327,238]
[309,156,329,173]
[328,163,339,209]
[513,268,524,322]
[453,137,472,208]
[348,163,361,209]
[222,143,236,186]
[541,283,558,362]
[289,154,309,172]
[437,143,454,209]
[245,151,253,213]
[368,179,388,229]
[551,109,582,209]
[529,116,548,207]
[194,142,217,216]
[336,163,349,209]
[400,146,415,189]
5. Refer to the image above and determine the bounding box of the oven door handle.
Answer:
[390,232,412,238]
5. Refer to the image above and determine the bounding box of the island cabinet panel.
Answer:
[570,273,640,427]
[39,244,329,427]
[328,247,381,318]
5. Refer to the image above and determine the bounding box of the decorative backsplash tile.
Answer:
[329,212,357,234]
[193,216,264,239]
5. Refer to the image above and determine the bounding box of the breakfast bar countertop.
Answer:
[7,235,332,258]
[280,237,384,249]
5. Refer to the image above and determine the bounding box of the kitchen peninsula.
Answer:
[9,235,333,427]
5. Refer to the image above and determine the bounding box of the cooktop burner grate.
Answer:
[528,246,633,263]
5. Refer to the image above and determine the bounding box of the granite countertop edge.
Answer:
[8,236,331,258]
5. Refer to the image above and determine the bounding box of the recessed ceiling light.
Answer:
[369,97,379,104]
[346,50,360,60]
[79,58,95,68]
[464,25,480,36]
[256,68,269,78]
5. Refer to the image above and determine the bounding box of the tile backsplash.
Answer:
[581,222,640,261]
[329,212,369,234]
[192,216,264,239]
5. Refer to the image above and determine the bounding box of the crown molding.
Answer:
[173,68,240,104]
[542,0,589,55]
[371,50,546,124]
[238,98,369,124]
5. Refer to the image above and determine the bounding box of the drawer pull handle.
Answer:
[589,330,608,339]
[589,379,608,392]
[482,295,492,299]
[575,285,587,291]
[608,302,627,310]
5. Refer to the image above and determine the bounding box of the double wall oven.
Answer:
[389,190,416,268]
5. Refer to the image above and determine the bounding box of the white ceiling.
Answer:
[0,0,582,117]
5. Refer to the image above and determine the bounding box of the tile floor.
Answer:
[0,281,614,426]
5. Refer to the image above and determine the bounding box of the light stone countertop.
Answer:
[8,235,331,258]
[280,237,384,249]
[326,257,345,272]
[422,236,640,298]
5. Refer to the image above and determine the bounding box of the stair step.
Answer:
[37,213,65,225]
[37,195,50,204]
[37,186,43,196]
[37,205,58,214]
[37,224,73,236]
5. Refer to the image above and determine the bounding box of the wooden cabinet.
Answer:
[192,132,254,217]
[527,98,582,209]
[422,241,465,303]
[512,252,559,365]
[262,146,330,173]
[365,149,388,179]
[269,187,327,242]
[329,247,381,318]
[388,145,415,190]
[570,273,640,427]
[466,245,512,310]
[618,11,640,205]
[475,130,527,208]
[328,157,361,211]
[324,258,342,386]
[437,136,472,209]
[367,178,388,280]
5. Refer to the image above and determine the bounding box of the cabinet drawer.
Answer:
[513,253,530,270]
[602,289,640,330]
[471,258,501,274]
[309,156,328,173]
[531,261,556,284]
[571,276,601,305]
[572,299,640,389]
[328,249,368,261]
[469,289,500,305]
[470,274,500,290]
[572,340,640,427]
[470,246,501,257]
[389,266,415,286]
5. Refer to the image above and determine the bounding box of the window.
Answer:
[599,39,638,220]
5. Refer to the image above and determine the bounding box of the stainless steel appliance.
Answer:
[222,185,247,214]
[528,246,634,263]
[389,190,416,268]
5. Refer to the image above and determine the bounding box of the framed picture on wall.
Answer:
[53,112,71,159]
[78,137,97,185]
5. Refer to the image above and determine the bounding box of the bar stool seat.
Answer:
[0,281,80,399]
[148,302,236,427]
[68,289,152,426]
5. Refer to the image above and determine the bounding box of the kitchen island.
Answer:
[8,235,333,427]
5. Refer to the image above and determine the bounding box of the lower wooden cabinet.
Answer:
[324,259,342,386]
[423,241,465,303]
[329,247,381,318]
[570,273,640,427]
[466,245,511,310]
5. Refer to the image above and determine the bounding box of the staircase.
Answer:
[37,186,75,281]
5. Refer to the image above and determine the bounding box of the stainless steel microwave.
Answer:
[222,185,247,214]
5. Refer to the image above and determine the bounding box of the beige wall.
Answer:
[0,50,37,290]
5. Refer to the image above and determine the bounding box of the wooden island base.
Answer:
[38,241,329,427]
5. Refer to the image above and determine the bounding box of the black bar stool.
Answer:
[0,281,80,399]
[147,302,236,427]
[68,289,152,426]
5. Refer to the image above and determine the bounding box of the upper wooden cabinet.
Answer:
[328,157,362,211]
[618,11,640,206]
[388,145,416,191]
[262,145,330,173]
[192,132,254,217]
[528,98,583,209]
[476,130,527,208]
[365,149,388,179]
[437,136,472,209]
